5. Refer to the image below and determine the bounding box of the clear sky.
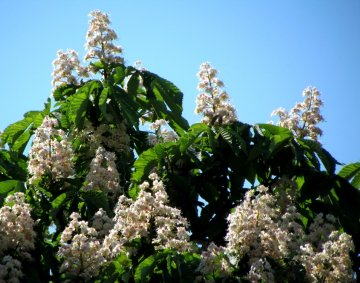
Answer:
[0,1,359,166]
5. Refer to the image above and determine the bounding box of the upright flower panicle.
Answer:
[300,216,354,283]
[28,116,74,184]
[195,62,237,126]
[102,173,192,259]
[58,212,105,280]
[271,87,324,141]
[0,193,36,282]
[83,146,122,199]
[84,10,123,66]
[218,184,355,282]
[225,185,303,267]
[51,49,88,90]
[0,193,36,258]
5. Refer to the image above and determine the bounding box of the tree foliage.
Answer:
[0,10,359,283]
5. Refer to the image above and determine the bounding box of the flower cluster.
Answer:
[300,215,354,282]
[58,212,106,280]
[225,186,303,271]
[0,193,36,282]
[147,119,178,145]
[195,62,237,126]
[197,185,354,282]
[51,49,88,89]
[102,173,192,259]
[28,116,74,184]
[271,87,324,141]
[0,193,36,258]
[84,10,123,66]
[83,146,122,199]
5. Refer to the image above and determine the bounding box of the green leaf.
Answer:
[256,123,292,137]
[0,180,24,204]
[99,87,114,122]
[53,84,77,101]
[112,86,140,129]
[2,99,50,153]
[255,123,293,157]
[51,192,67,210]
[351,171,360,188]
[51,192,69,219]
[132,144,165,183]
[2,116,32,145]
[134,255,156,283]
[300,139,338,174]
[127,73,140,96]
[179,123,209,154]
[338,162,360,179]
[68,91,89,128]
[113,66,126,84]
[151,78,183,116]
[338,162,360,188]
[12,130,31,153]
[0,180,23,195]
[67,80,103,128]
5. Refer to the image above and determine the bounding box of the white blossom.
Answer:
[195,62,237,126]
[271,87,324,141]
[102,173,191,259]
[51,49,88,90]
[28,116,74,184]
[225,185,303,265]
[83,146,122,199]
[84,10,123,67]
[300,218,354,282]
[0,193,36,259]
[222,184,354,282]
[58,212,106,280]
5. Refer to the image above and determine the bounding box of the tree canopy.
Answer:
[0,10,359,283]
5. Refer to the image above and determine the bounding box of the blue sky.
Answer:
[0,1,359,165]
